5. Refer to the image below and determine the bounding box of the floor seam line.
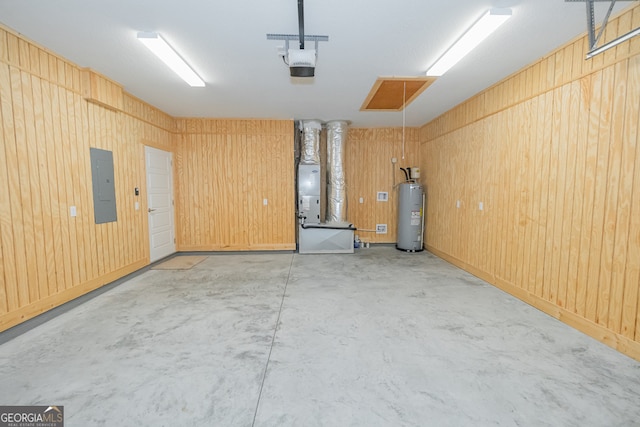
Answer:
[251,253,295,427]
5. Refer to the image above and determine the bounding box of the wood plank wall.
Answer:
[0,21,427,331]
[420,5,640,360]
[174,119,296,251]
[0,25,173,331]
[346,128,420,243]
[81,69,124,111]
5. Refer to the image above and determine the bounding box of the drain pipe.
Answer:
[298,120,322,225]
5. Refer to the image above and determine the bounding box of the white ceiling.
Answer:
[0,0,630,127]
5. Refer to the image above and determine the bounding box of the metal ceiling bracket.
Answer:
[567,0,640,58]
[267,34,327,60]
[266,34,329,42]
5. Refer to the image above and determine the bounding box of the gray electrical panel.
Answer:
[90,147,117,224]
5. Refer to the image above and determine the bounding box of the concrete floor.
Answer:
[1,247,639,426]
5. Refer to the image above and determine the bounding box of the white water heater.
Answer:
[397,183,424,252]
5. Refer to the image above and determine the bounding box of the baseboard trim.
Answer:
[426,245,640,362]
[0,249,293,340]
[177,243,296,251]
[0,259,147,337]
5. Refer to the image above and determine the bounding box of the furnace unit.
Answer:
[298,164,321,224]
[297,120,354,254]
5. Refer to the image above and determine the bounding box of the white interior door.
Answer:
[145,146,176,262]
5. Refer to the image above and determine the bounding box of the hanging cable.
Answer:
[402,81,406,160]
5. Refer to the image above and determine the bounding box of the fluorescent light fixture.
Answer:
[426,8,512,77]
[137,32,205,87]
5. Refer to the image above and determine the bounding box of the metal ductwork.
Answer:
[300,120,321,164]
[326,120,348,223]
[297,119,354,254]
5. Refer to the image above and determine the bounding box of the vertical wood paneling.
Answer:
[32,73,57,299]
[174,119,295,251]
[551,85,570,305]
[41,77,64,294]
[609,57,636,334]
[603,15,619,66]
[536,91,553,298]
[421,4,640,361]
[597,61,628,327]
[576,71,602,317]
[518,100,532,292]
[346,128,420,244]
[566,76,590,313]
[586,65,614,323]
[60,83,80,288]
[0,63,12,315]
[527,96,543,294]
[79,86,97,282]
[6,33,19,66]
[557,81,580,308]
[10,66,36,306]
[23,69,49,301]
[68,85,85,286]
[513,102,528,289]
[18,39,29,71]
[621,55,640,340]
[0,62,20,312]
[73,88,89,284]
[0,229,5,315]
[483,116,498,276]
[0,25,167,331]
[0,30,7,63]
[542,87,560,302]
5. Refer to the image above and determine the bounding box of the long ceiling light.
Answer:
[426,8,512,77]
[137,32,205,87]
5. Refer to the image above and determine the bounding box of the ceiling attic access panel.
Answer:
[360,77,436,112]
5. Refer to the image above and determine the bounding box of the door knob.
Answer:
[148,208,156,213]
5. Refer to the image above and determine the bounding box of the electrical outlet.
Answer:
[456,200,461,209]
[70,206,77,217]
[377,192,389,202]
[359,197,364,204]
[391,157,397,164]
[263,198,268,206]
[479,202,484,211]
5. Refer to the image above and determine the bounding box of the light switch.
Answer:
[359,197,364,204]
[70,206,77,217]
[263,198,268,206]
[479,202,484,211]
[456,200,461,208]
[135,202,140,211]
